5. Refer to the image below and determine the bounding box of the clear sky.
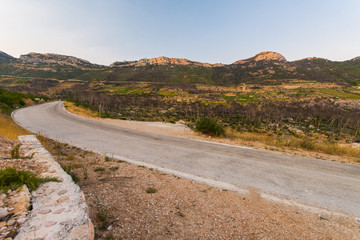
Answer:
[1,0,360,65]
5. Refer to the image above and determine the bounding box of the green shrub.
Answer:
[109,166,119,171]
[0,89,26,113]
[0,167,59,192]
[146,187,157,194]
[195,118,225,137]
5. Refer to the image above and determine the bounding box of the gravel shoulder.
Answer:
[35,137,360,239]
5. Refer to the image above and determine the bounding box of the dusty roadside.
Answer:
[35,136,360,240]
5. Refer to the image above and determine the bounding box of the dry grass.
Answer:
[315,142,360,158]
[231,130,360,162]
[0,114,29,140]
[64,101,98,118]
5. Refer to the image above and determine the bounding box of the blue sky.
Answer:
[1,0,360,65]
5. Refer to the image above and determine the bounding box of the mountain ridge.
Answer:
[0,50,360,86]
[1,50,359,67]
[19,52,102,69]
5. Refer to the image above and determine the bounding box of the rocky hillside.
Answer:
[0,51,104,80]
[111,56,224,68]
[0,51,15,63]
[0,50,360,85]
[19,52,101,68]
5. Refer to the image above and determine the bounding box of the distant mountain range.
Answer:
[0,50,359,85]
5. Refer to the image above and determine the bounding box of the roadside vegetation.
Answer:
[0,167,59,192]
[1,76,360,161]
[0,114,29,140]
[0,89,39,139]
[195,118,225,137]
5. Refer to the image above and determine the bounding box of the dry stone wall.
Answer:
[14,135,94,240]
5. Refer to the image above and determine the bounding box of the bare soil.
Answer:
[35,136,360,240]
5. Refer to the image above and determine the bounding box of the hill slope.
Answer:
[0,51,15,63]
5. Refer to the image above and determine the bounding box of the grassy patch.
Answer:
[114,87,136,94]
[158,90,177,97]
[0,113,29,140]
[309,88,360,99]
[222,93,258,102]
[64,101,98,118]
[233,131,360,160]
[0,167,59,192]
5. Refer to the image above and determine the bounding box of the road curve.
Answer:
[13,101,360,216]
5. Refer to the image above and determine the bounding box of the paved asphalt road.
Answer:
[12,101,360,216]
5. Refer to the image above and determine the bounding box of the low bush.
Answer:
[146,187,157,194]
[195,118,225,137]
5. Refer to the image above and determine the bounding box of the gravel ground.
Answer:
[36,136,360,240]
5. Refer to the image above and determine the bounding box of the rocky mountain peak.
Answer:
[137,56,194,66]
[111,56,224,68]
[232,51,287,64]
[254,51,286,62]
[19,52,100,68]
